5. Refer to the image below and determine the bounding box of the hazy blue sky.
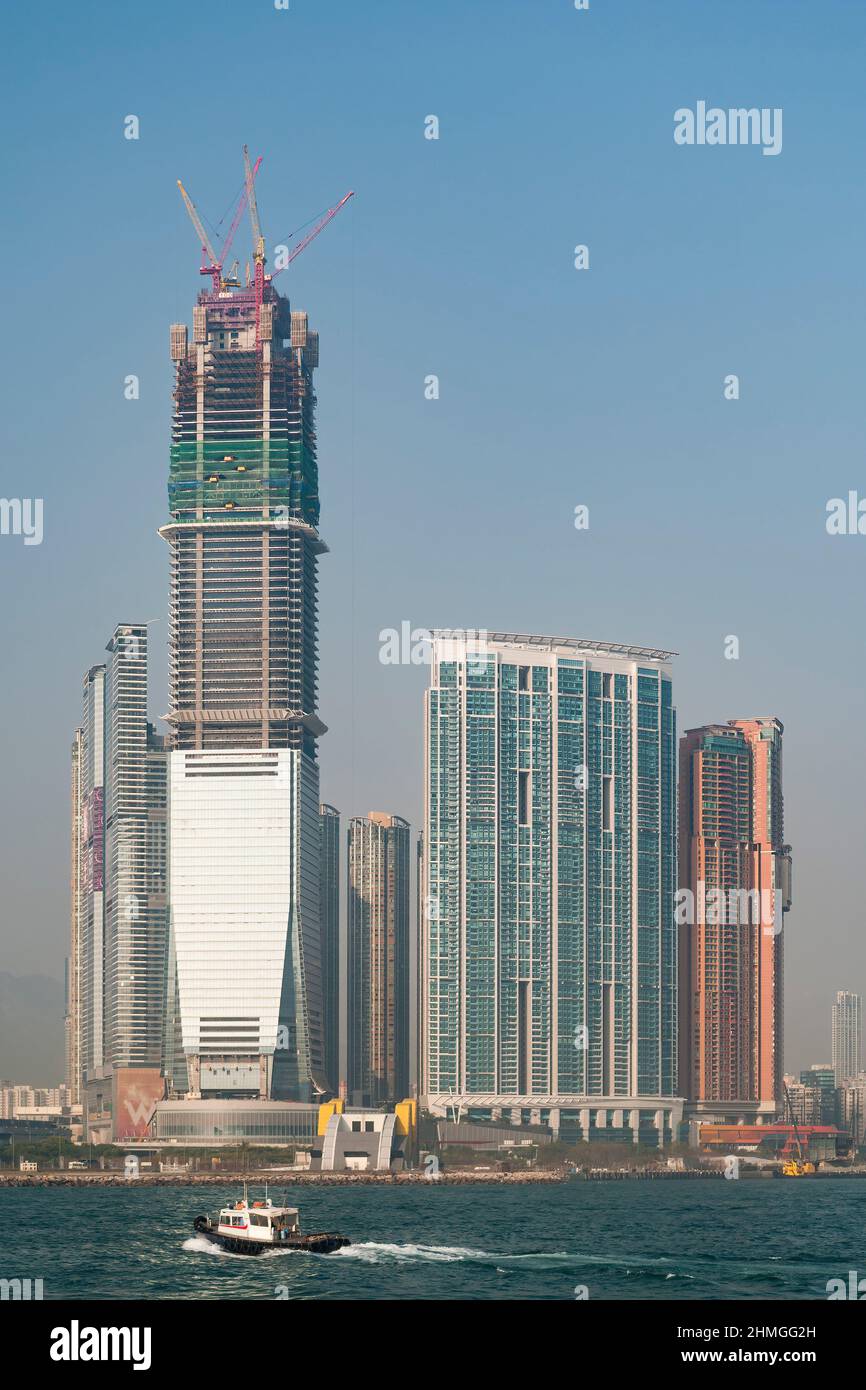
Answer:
[0,0,863,1074]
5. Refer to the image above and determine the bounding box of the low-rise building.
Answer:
[838,1073,866,1146]
[148,1099,320,1148]
[311,1099,416,1172]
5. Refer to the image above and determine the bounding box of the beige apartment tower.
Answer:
[347,813,411,1105]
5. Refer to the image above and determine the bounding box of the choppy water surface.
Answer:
[3,1179,865,1299]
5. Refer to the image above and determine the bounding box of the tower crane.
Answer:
[243,145,354,341]
[177,156,262,293]
[244,144,266,339]
[270,191,355,280]
[219,157,262,286]
[177,179,221,292]
[179,148,355,346]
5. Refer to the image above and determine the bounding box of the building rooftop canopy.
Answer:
[431,630,677,662]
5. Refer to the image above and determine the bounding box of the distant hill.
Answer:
[0,973,65,1086]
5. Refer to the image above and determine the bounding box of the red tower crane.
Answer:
[270,191,356,280]
[177,156,262,292]
[179,149,355,344]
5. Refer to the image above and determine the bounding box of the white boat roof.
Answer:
[220,1203,298,1216]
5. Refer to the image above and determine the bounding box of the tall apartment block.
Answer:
[161,267,327,1101]
[79,665,106,1088]
[832,991,862,1086]
[678,719,792,1117]
[415,830,423,1097]
[66,728,85,1104]
[422,632,680,1144]
[347,813,411,1105]
[103,625,168,1071]
[75,633,169,1141]
[320,804,341,1093]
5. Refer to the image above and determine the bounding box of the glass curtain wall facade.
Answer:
[422,633,678,1130]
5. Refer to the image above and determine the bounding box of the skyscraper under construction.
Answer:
[161,154,348,1102]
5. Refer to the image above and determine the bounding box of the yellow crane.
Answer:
[243,144,265,265]
[781,1083,816,1176]
[177,179,222,293]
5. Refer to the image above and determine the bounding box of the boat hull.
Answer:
[193,1215,349,1255]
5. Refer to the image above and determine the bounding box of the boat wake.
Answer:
[332,1243,701,1279]
[332,1241,571,1266]
[182,1236,283,1260]
[333,1241,482,1264]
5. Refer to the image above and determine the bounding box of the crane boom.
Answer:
[785,1083,806,1162]
[221,156,261,269]
[243,144,264,259]
[271,191,355,279]
[177,179,220,271]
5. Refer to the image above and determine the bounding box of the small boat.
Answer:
[193,1188,349,1256]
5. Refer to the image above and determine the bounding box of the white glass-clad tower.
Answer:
[161,263,327,1101]
[832,991,862,1087]
[422,631,682,1144]
[168,751,321,1098]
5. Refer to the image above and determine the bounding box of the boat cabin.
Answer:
[216,1198,301,1245]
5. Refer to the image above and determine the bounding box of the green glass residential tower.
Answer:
[422,632,681,1143]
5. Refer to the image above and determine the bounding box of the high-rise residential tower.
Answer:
[347,813,411,1105]
[161,250,327,1101]
[320,804,341,1093]
[80,664,106,1085]
[422,632,680,1143]
[678,719,792,1116]
[414,830,424,1097]
[66,728,85,1104]
[75,633,170,1141]
[832,991,862,1086]
[103,624,168,1071]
